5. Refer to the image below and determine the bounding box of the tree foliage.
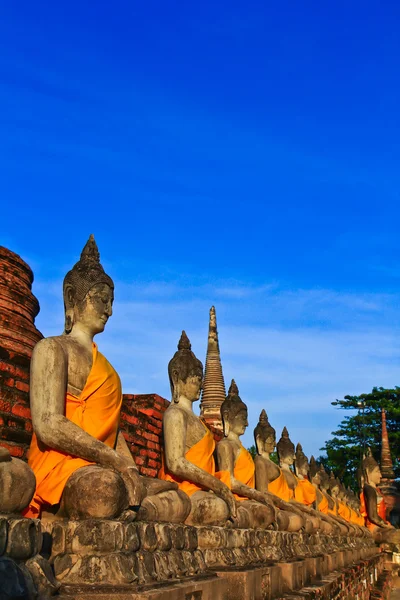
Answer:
[319,387,400,491]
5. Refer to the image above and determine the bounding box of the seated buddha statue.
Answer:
[328,473,359,535]
[215,380,276,529]
[361,450,400,545]
[159,332,236,527]
[294,443,334,534]
[253,410,306,532]
[276,428,323,533]
[25,235,190,523]
[316,465,349,535]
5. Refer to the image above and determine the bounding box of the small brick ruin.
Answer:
[0,245,399,600]
[0,247,42,460]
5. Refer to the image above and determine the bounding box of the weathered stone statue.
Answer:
[361,450,400,545]
[25,235,189,522]
[253,410,306,532]
[160,331,236,526]
[216,380,276,529]
[276,428,322,533]
[0,446,36,514]
[294,443,335,534]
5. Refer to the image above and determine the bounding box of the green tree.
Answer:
[318,387,400,491]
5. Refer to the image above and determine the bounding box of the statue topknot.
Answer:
[221,379,247,434]
[254,409,276,448]
[168,331,203,402]
[63,235,114,333]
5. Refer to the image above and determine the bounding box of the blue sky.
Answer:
[1,2,400,457]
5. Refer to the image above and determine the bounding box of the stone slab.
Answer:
[215,565,282,600]
[58,574,227,600]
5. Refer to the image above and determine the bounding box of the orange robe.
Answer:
[318,492,329,514]
[159,421,215,497]
[294,477,317,506]
[24,343,122,518]
[216,444,255,501]
[360,487,388,531]
[268,466,293,502]
[338,501,351,522]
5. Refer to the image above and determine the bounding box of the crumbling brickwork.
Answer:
[0,247,42,459]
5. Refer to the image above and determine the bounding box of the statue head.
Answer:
[276,427,295,467]
[63,235,114,335]
[168,331,203,403]
[318,465,330,491]
[221,380,248,437]
[254,409,276,455]
[295,442,310,479]
[309,456,321,485]
[328,471,340,498]
[362,448,382,486]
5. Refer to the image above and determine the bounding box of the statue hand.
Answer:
[216,484,237,519]
[117,461,146,507]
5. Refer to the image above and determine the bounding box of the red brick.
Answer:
[147,450,159,460]
[147,423,161,435]
[134,456,146,466]
[140,467,157,478]
[142,431,158,443]
[11,404,31,419]
[0,441,24,458]
[139,408,164,421]
[0,400,12,413]
[148,459,159,469]
[146,441,160,451]
[1,377,14,387]
[15,380,29,393]
[120,412,140,426]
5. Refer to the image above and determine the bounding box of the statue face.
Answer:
[368,466,382,486]
[311,472,321,485]
[256,433,275,454]
[281,452,295,466]
[74,283,114,335]
[230,409,248,436]
[174,374,202,402]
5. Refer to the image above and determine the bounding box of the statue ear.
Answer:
[255,434,263,455]
[63,284,75,334]
[172,370,180,403]
[222,412,230,437]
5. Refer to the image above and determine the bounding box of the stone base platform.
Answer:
[36,518,380,599]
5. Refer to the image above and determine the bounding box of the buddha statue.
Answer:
[215,380,276,529]
[159,331,236,526]
[276,428,323,533]
[294,443,335,534]
[253,410,306,532]
[25,235,190,523]
[361,450,400,545]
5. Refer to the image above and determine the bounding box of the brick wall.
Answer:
[0,247,42,459]
[120,394,223,478]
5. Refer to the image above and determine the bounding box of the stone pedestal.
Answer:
[0,515,59,598]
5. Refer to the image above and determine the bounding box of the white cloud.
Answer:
[33,277,400,459]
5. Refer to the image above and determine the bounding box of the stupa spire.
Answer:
[381,408,395,480]
[200,306,226,431]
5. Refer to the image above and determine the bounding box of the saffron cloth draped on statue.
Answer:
[159,421,216,497]
[294,478,317,506]
[216,444,255,501]
[268,467,293,502]
[24,344,122,517]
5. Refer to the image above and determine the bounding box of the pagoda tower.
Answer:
[379,408,399,522]
[200,306,226,431]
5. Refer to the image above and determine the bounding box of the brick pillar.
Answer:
[380,407,399,521]
[0,246,42,459]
